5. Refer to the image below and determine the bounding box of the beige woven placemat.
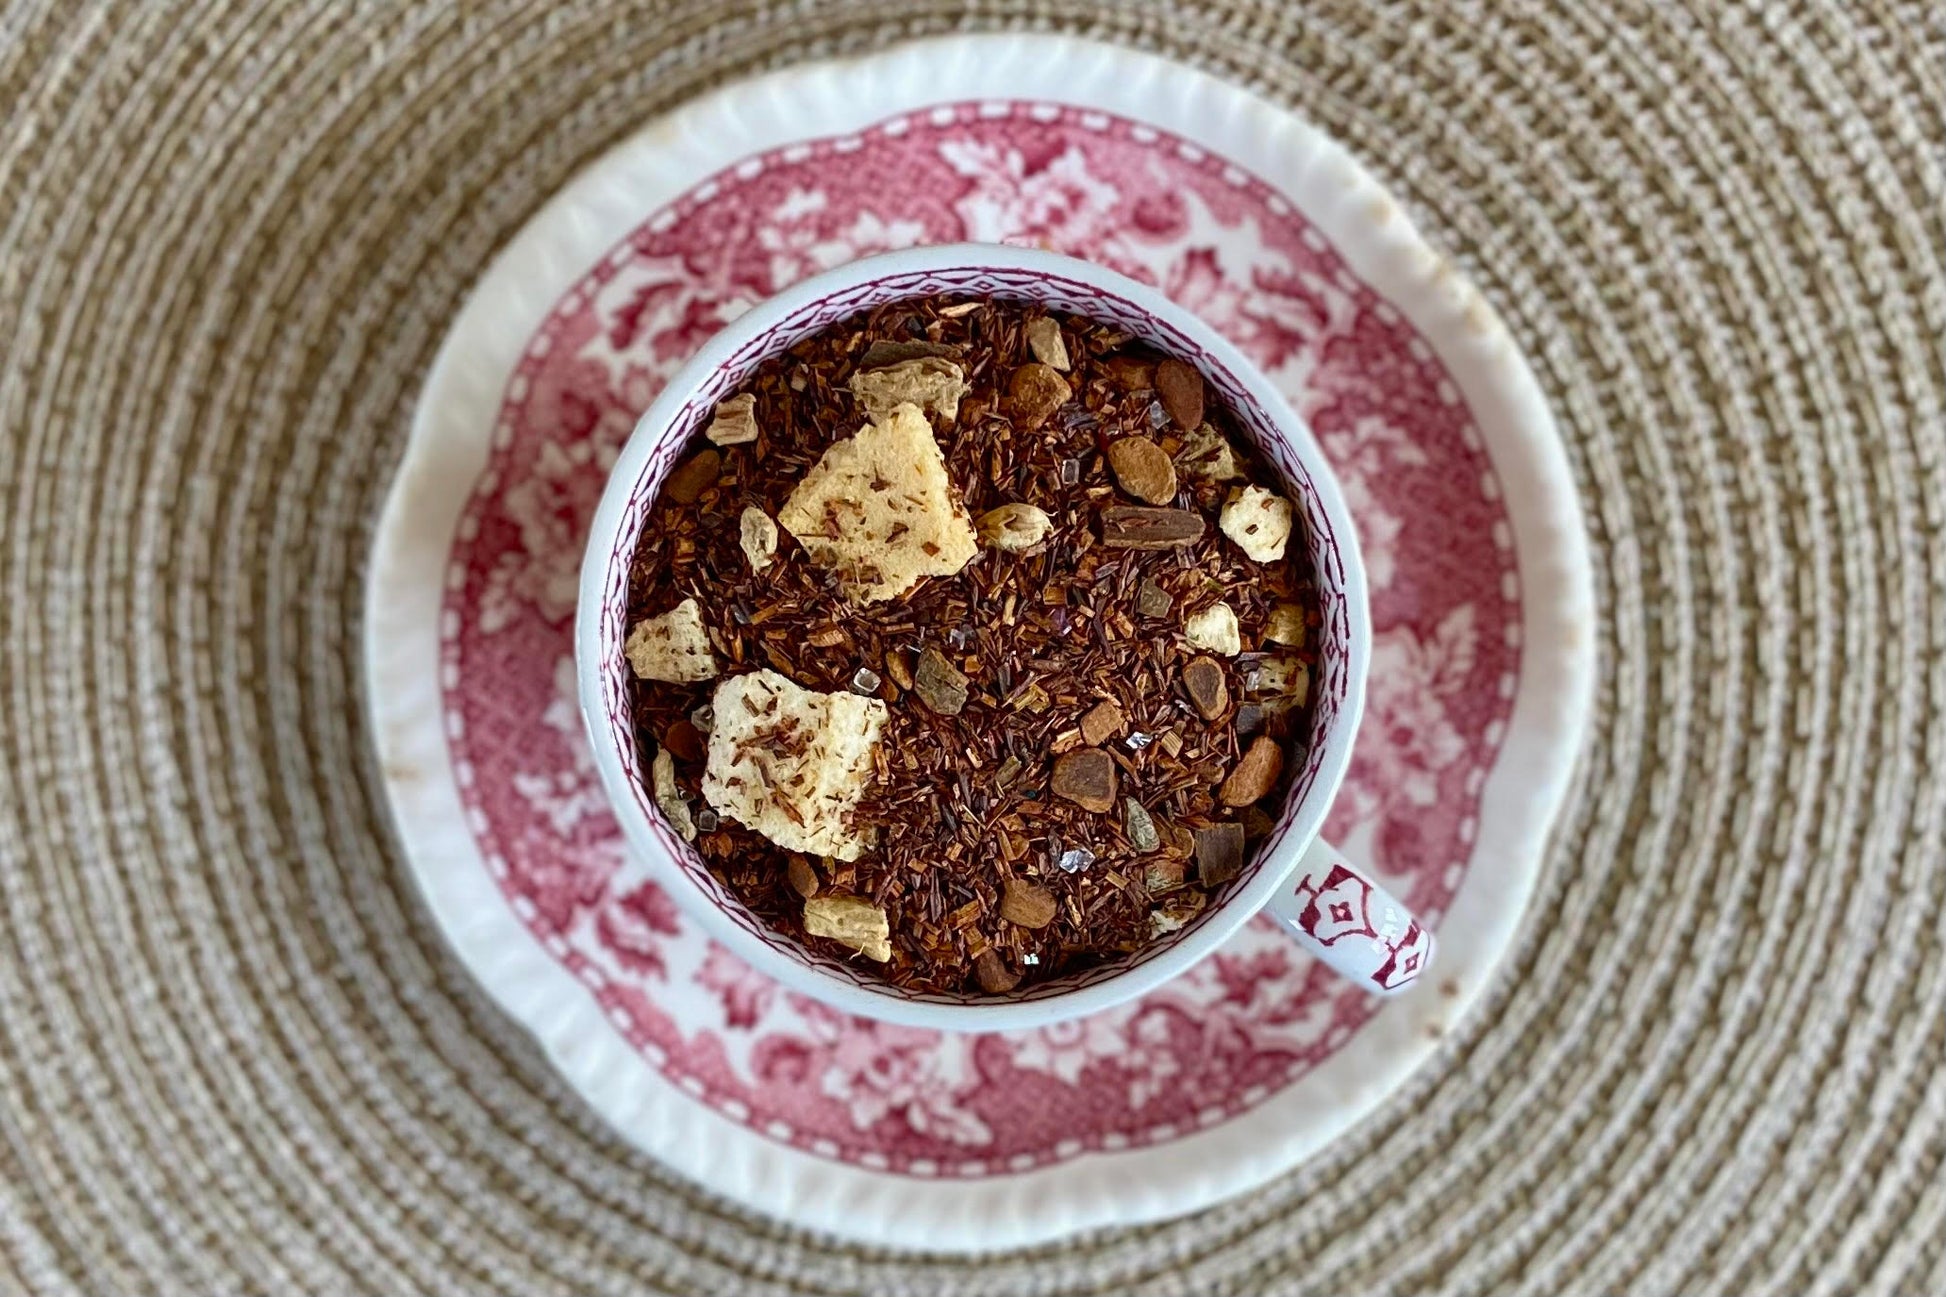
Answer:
[3,2,1943,1293]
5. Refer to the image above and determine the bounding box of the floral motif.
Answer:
[754,1001,990,1147]
[696,946,776,1030]
[1320,415,1429,591]
[1342,604,1478,825]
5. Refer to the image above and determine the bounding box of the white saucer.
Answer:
[365,32,1594,1251]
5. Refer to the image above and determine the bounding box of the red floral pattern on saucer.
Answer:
[439,102,1517,1174]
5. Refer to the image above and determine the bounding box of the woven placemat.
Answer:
[3,2,1943,1293]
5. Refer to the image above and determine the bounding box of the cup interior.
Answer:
[581,249,1364,1026]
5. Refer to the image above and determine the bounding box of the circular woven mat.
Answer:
[3,2,1943,1293]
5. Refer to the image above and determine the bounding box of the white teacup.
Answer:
[576,243,1433,1032]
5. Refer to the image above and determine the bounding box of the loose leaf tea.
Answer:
[623,293,1321,995]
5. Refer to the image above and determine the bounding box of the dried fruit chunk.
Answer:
[1265,603,1307,646]
[1136,578,1173,618]
[1123,797,1160,853]
[1007,362,1071,430]
[1220,485,1295,562]
[1220,736,1285,806]
[1099,506,1204,550]
[1079,699,1125,746]
[1106,437,1178,505]
[739,506,779,572]
[1181,655,1229,720]
[913,647,971,716]
[1194,822,1247,886]
[702,669,888,860]
[777,402,978,603]
[1025,317,1070,370]
[1154,357,1206,430]
[624,598,719,683]
[999,879,1059,929]
[664,449,722,504]
[1183,602,1241,656]
[848,356,970,423]
[652,748,696,841]
[976,502,1054,553]
[1176,423,1245,481]
[1051,748,1117,813]
[976,949,1022,993]
[705,393,760,446]
[803,895,892,962]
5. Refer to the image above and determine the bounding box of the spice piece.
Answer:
[977,502,1054,553]
[662,719,705,763]
[1183,602,1242,656]
[738,506,780,572]
[1220,736,1285,806]
[625,598,719,683]
[652,748,697,841]
[1025,316,1070,370]
[1194,822,1247,886]
[1051,749,1117,813]
[1155,357,1206,430]
[912,647,971,716]
[1099,506,1205,549]
[1079,699,1126,746]
[664,449,722,504]
[1104,353,1156,390]
[1124,797,1160,853]
[999,879,1059,929]
[777,402,979,602]
[1254,656,1312,708]
[1265,603,1307,646]
[703,669,888,860]
[1136,578,1173,618]
[1242,805,1276,841]
[882,649,914,690]
[803,895,892,961]
[1106,436,1179,505]
[1006,362,1071,430]
[1220,485,1295,562]
[1151,894,1207,936]
[788,855,821,898]
[858,338,957,368]
[976,949,1022,993]
[705,393,761,446]
[1057,847,1096,874]
[848,356,970,423]
[1176,423,1245,481]
[1144,855,1186,893]
[1009,681,1051,713]
[1182,655,1229,720]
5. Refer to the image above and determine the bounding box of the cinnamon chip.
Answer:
[999,879,1059,929]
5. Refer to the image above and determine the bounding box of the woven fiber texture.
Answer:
[3,1,1944,1293]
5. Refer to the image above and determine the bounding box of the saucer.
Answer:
[365,32,1594,1251]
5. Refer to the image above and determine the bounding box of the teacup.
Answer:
[576,243,1433,1032]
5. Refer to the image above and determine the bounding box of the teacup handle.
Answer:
[1263,837,1435,996]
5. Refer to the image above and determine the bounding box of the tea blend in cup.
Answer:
[623,293,1320,995]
